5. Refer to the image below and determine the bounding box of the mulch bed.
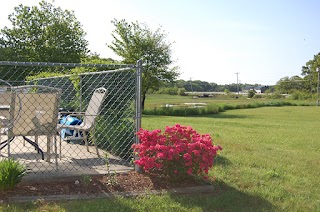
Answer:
[0,171,211,201]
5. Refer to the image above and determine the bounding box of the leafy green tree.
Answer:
[224,83,239,93]
[302,53,320,94]
[248,90,255,98]
[108,19,179,109]
[173,79,217,92]
[0,0,88,63]
[276,76,307,94]
[276,76,293,94]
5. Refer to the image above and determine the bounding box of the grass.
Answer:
[144,94,266,109]
[0,193,273,211]
[1,105,320,211]
[143,94,314,116]
[144,93,315,109]
[143,106,320,210]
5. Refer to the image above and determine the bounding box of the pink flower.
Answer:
[133,124,222,178]
[183,153,192,161]
[157,152,166,159]
[192,150,200,156]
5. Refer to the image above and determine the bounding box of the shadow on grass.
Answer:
[207,113,249,119]
[0,180,275,212]
[184,113,250,119]
[169,180,275,211]
[142,113,249,119]
[0,197,135,212]
[214,155,232,167]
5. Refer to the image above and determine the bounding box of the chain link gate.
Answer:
[0,61,142,174]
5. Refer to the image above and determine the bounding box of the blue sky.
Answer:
[1,0,320,85]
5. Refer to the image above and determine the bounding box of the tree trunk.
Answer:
[141,91,147,110]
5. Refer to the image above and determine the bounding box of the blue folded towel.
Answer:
[60,116,82,140]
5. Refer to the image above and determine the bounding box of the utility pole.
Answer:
[235,72,239,95]
[308,65,312,95]
[317,68,319,106]
[189,78,194,94]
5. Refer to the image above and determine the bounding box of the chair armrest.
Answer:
[58,111,84,119]
[58,112,85,125]
[59,111,85,116]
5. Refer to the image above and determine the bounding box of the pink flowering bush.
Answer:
[132,124,222,179]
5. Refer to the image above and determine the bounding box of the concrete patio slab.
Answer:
[0,135,133,181]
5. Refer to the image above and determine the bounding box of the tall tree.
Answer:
[0,0,88,63]
[275,76,306,94]
[108,19,179,109]
[301,53,320,94]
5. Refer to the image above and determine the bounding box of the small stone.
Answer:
[75,180,80,185]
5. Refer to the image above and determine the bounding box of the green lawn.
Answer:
[1,106,320,211]
[143,106,320,211]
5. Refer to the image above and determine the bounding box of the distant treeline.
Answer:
[151,79,273,95]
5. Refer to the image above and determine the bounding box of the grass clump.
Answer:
[0,158,26,191]
[143,104,222,116]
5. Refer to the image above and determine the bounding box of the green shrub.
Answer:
[221,104,234,110]
[178,88,187,96]
[94,115,134,161]
[253,94,264,99]
[268,92,284,99]
[143,104,221,117]
[206,104,220,114]
[0,159,26,191]
[156,87,179,95]
[290,91,313,100]
[248,90,255,98]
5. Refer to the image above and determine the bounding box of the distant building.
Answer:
[254,86,269,94]
[242,86,255,93]
[242,86,269,94]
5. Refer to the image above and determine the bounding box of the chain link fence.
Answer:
[0,61,142,174]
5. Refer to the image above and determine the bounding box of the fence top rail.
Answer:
[0,61,135,68]
[11,84,62,92]
[26,66,135,81]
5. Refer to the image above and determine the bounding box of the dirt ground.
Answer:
[0,171,209,201]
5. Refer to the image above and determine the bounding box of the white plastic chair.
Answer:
[57,87,107,158]
[0,80,13,155]
[0,85,61,165]
[0,93,11,154]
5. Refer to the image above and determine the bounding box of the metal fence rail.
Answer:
[0,61,141,174]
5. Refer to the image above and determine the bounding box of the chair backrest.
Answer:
[0,92,11,119]
[9,85,61,136]
[82,87,107,129]
[0,92,11,106]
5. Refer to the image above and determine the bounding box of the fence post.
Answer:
[79,75,82,111]
[135,59,142,172]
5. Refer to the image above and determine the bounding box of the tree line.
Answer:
[154,80,268,94]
